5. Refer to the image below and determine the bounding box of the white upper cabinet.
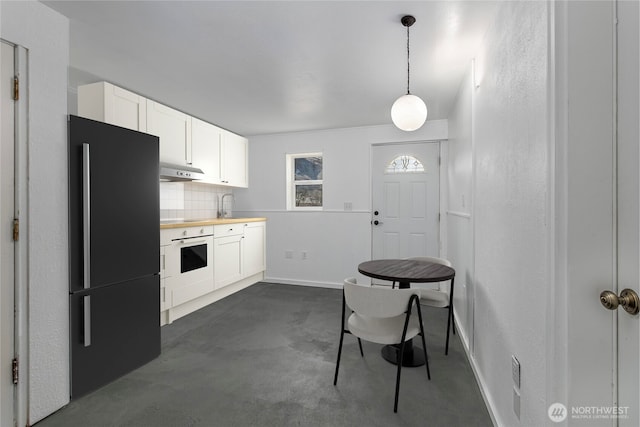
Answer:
[221,130,248,188]
[146,101,192,166]
[193,121,248,188]
[191,117,222,184]
[78,81,147,132]
[77,82,248,187]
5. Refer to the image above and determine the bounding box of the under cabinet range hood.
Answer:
[159,162,205,181]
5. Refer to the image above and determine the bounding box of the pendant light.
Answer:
[391,15,427,131]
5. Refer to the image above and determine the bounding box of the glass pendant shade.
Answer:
[391,94,428,131]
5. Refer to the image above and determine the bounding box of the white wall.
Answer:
[446,66,474,353]
[1,1,70,423]
[447,1,549,426]
[234,121,447,287]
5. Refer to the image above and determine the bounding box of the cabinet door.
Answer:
[243,222,266,278]
[214,235,243,289]
[105,84,147,132]
[221,130,248,188]
[159,246,170,311]
[147,100,192,166]
[77,82,147,132]
[191,117,222,184]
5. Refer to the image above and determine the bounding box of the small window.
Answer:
[385,155,425,174]
[286,153,323,210]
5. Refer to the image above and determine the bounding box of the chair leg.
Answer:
[334,330,345,385]
[445,305,452,356]
[415,303,431,380]
[335,290,347,385]
[445,278,455,355]
[392,281,396,289]
[452,308,456,335]
[419,331,431,380]
[394,341,406,413]
[357,338,364,357]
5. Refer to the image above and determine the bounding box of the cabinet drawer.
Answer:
[214,224,244,238]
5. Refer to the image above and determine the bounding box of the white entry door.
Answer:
[565,2,639,425]
[0,40,16,427]
[615,0,639,424]
[371,142,440,260]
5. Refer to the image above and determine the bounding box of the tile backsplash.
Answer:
[160,182,233,220]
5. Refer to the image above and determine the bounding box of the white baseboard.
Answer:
[454,307,500,427]
[161,272,264,326]
[263,276,342,289]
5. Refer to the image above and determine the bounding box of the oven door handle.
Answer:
[172,237,211,245]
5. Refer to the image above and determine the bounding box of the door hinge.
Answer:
[13,76,19,101]
[12,218,19,241]
[12,358,18,385]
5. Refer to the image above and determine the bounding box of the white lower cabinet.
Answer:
[160,220,266,325]
[159,245,170,311]
[213,234,243,289]
[243,221,266,277]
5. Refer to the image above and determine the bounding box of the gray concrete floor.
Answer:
[36,282,492,427]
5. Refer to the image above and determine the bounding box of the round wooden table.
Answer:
[358,258,456,367]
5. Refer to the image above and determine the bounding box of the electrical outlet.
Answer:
[344,202,353,211]
[285,250,293,259]
[512,355,521,389]
[513,386,521,419]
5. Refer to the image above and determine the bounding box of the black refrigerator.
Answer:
[68,115,161,398]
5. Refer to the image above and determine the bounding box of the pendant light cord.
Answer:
[406,24,411,95]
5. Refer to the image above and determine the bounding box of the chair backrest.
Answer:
[406,256,452,293]
[343,278,418,319]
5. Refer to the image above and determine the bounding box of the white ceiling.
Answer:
[43,1,498,136]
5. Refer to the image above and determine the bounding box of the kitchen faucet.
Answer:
[220,193,234,218]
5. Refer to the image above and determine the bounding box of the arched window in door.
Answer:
[384,155,425,174]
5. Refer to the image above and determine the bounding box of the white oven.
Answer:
[163,225,214,307]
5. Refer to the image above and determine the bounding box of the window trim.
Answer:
[286,152,323,211]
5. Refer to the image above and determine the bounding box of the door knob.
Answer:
[371,220,383,226]
[600,288,640,315]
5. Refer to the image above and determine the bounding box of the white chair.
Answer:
[406,256,455,355]
[333,277,430,413]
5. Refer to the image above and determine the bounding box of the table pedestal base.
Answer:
[381,340,425,367]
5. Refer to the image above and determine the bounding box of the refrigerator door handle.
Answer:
[83,295,91,347]
[83,143,91,289]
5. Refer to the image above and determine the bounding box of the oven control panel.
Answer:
[161,225,214,245]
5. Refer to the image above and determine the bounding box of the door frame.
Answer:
[369,140,446,261]
[1,39,29,427]
[0,39,16,427]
